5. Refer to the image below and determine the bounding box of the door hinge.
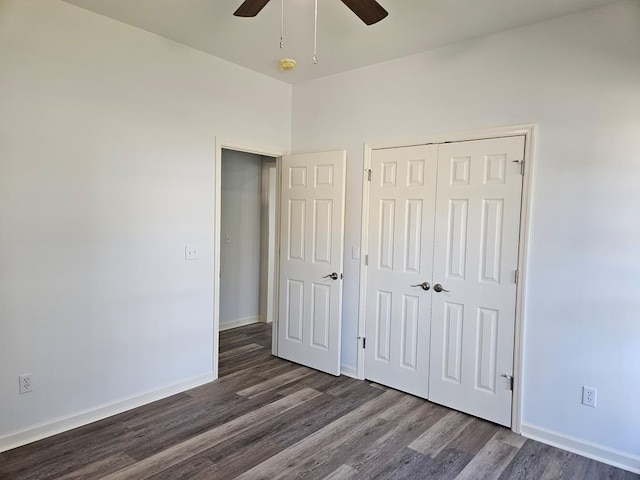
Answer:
[367,169,372,181]
[514,269,519,284]
[364,255,368,266]
[512,159,525,175]
[502,373,514,391]
[362,337,366,349]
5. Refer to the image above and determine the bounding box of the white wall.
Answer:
[220,150,264,328]
[0,0,290,444]
[291,0,640,468]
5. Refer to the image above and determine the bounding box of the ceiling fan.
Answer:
[234,0,388,26]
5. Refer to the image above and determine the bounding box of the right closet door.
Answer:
[365,135,525,427]
[428,136,524,427]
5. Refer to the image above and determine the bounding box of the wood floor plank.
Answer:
[377,394,426,421]
[253,361,300,379]
[101,387,322,480]
[236,366,315,398]
[420,447,475,480]
[198,438,284,480]
[218,356,276,377]
[218,349,274,374]
[326,376,388,400]
[454,430,522,480]
[218,342,265,360]
[58,452,137,480]
[408,410,475,457]
[324,375,374,397]
[371,448,435,480]
[496,429,527,449]
[144,455,218,480]
[497,440,555,479]
[538,445,588,480]
[275,369,348,394]
[181,373,263,402]
[324,464,358,479]
[217,333,251,349]
[445,416,501,456]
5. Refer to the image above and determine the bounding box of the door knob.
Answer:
[433,284,449,293]
[411,282,431,291]
[323,272,339,280]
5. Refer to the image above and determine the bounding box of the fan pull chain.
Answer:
[280,0,284,48]
[312,0,318,64]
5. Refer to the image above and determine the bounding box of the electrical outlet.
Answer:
[185,245,199,260]
[19,374,33,394]
[582,386,597,407]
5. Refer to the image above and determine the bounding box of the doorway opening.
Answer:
[213,141,286,378]
[218,149,277,332]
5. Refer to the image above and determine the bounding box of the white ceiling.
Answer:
[63,0,618,84]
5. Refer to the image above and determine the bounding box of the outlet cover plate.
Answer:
[19,374,33,394]
[185,245,199,260]
[582,386,597,407]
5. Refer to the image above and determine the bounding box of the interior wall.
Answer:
[291,0,640,465]
[0,0,290,443]
[220,150,264,329]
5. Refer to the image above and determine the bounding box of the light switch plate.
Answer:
[185,245,199,260]
[352,246,360,260]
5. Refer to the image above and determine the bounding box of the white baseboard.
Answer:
[0,372,215,453]
[340,364,358,379]
[521,423,640,474]
[220,315,261,331]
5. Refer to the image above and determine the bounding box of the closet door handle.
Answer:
[411,282,431,291]
[433,284,449,293]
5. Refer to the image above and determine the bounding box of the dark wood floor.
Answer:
[1,323,637,479]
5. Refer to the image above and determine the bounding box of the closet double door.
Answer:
[364,136,524,427]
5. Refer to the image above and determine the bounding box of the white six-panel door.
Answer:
[277,151,346,376]
[429,136,524,426]
[364,136,524,427]
[364,145,438,398]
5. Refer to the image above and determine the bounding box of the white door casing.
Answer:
[429,136,525,427]
[364,145,438,398]
[277,151,346,376]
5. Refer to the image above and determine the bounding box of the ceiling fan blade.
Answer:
[340,0,388,25]
[234,0,272,17]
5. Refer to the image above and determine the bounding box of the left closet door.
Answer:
[364,145,438,398]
